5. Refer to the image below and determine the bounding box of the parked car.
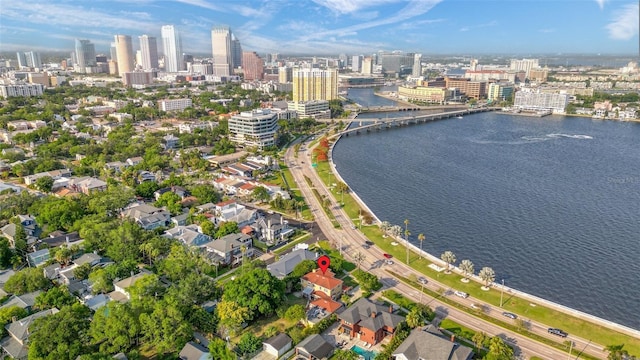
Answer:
[383,253,392,259]
[454,291,469,298]
[385,259,394,265]
[362,244,370,249]
[548,328,568,338]
[470,303,479,310]
[418,277,428,285]
[365,241,374,246]
[502,312,518,319]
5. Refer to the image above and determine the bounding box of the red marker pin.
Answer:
[317,255,331,274]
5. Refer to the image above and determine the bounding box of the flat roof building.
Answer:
[228,109,279,150]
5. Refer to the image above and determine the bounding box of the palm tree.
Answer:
[440,251,456,273]
[404,228,411,264]
[390,225,402,238]
[459,259,474,282]
[472,331,488,351]
[418,233,426,259]
[380,221,391,236]
[354,252,365,270]
[478,267,496,289]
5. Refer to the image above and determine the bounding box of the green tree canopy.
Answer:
[284,304,306,322]
[34,286,77,310]
[4,267,51,295]
[215,221,239,238]
[209,337,236,360]
[237,332,262,356]
[189,184,220,204]
[35,176,54,193]
[139,301,192,355]
[90,301,140,355]
[221,268,285,321]
[27,303,91,360]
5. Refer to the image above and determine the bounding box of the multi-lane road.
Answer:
[284,135,608,360]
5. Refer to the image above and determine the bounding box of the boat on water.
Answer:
[456,116,463,119]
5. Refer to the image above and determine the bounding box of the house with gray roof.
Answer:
[164,224,211,247]
[392,325,474,360]
[0,291,42,311]
[202,233,253,266]
[338,297,405,346]
[263,333,292,358]
[121,203,171,230]
[253,213,294,246]
[0,308,58,359]
[178,341,209,360]
[295,334,334,360]
[267,249,319,280]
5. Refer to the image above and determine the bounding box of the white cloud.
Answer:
[311,0,399,15]
[605,3,639,40]
[595,0,607,10]
[539,28,555,33]
[459,20,497,32]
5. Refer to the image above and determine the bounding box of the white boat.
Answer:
[456,116,463,119]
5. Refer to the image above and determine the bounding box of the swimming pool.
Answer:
[351,345,377,360]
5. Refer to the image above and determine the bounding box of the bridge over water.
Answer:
[334,107,498,137]
[358,104,472,113]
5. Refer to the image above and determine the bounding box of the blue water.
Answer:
[333,111,640,330]
[351,345,377,360]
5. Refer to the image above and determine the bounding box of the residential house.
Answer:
[178,341,209,360]
[68,176,108,194]
[263,333,292,358]
[267,249,318,280]
[337,297,405,346]
[26,248,50,267]
[154,186,190,201]
[392,325,474,360]
[126,157,144,167]
[171,213,189,227]
[202,233,253,266]
[0,308,59,359]
[0,291,42,312]
[83,293,110,311]
[294,334,334,360]
[111,270,154,301]
[213,200,257,227]
[23,169,71,186]
[104,161,127,173]
[138,170,157,182]
[301,269,343,300]
[163,134,179,150]
[254,213,294,246]
[0,270,15,298]
[121,203,171,230]
[164,225,211,247]
[73,252,104,267]
[0,215,39,248]
[34,230,82,250]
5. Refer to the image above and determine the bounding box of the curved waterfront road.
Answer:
[285,135,608,360]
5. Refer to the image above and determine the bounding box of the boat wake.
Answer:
[473,133,593,145]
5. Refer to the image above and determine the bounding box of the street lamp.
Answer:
[500,279,505,308]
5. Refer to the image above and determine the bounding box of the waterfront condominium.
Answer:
[114,35,134,76]
[74,39,96,73]
[412,54,423,78]
[292,68,339,103]
[228,109,279,150]
[211,26,233,77]
[161,25,183,72]
[139,35,159,70]
[242,51,264,81]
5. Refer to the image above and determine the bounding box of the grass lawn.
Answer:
[231,294,307,342]
[273,232,312,255]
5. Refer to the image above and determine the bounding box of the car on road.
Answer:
[365,241,374,246]
[502,312,518,319]
[418,277,428,285]
[385,259,394,265]
[470,303,479,310]
[383,253,392,259]
[454,291,469,298]
[362,244,370,249]
[548,328,568,338]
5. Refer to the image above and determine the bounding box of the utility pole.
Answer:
[500,279,505,307]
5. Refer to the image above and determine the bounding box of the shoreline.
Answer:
[327,112,640,339]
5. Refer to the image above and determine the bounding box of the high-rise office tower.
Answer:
[242,52,263,81]
[110,43,117,61]
[351,55,362,72]
[24,52,42,69]
[362,57,373,74]
[278,66,293,83]
[292,68,338,103]
[16,52,27,69]
[161,25,183,72]
[412,54,423,77]
[114,35,134,76]
[231,34,242,70]
[211,26,233,77]
[74,39,96,73]
[139,35,159,70]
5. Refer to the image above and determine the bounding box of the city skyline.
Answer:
[0,0,638,56]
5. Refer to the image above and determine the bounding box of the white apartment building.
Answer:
[0,84,45,98]
[158,98,192,112]
[228,109,279,150]
[514,90,569,113]
[287,100,330,118]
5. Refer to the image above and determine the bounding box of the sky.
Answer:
[0,0,638,56]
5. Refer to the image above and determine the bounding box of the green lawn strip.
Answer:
[273,233,312,255]
[309,187,340,228]
[312,240,356,272]
[438,318,485,353]
[389,271,600,360]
